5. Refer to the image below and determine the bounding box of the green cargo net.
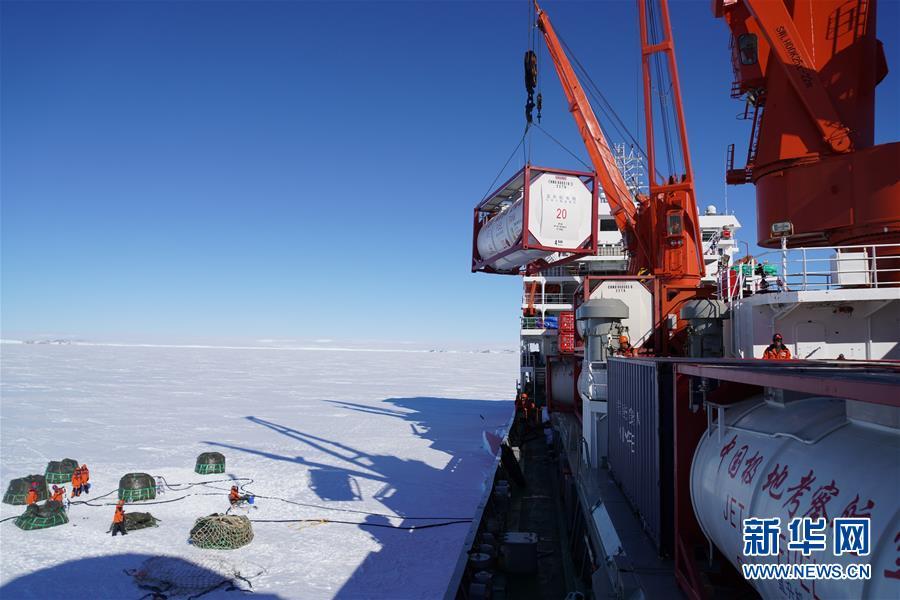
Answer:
[3,475,49,505]
[124,511,159,531]
[45,458,79,484]
[189,514,254,550]
[118,472,157,502]
[195,452,226,475]
[15,502,69,530]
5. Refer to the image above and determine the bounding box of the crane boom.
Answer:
[534,0,704,287]
[533,5,642,258]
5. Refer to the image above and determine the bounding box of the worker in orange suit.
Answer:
[763,333,792,360]
[71,466,82,497]
[617,335,636,357]
[50,485,65,503]
[79,464,91,494]
[25,482,39,505]
[515,391,537,428]
[229,485,251,507]
[111,499,127,536]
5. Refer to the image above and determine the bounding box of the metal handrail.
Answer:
[521,293,574,305]
[718,242,900,302]
[521,317,544,329]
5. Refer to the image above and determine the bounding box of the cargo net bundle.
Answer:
[3,475,48,505]
[44,458,79,484]
[189,514,254,550]
[130,555,266,598]
[118,472,157,502]
[15,501,69,530]
[194,452,226,475]
[125,511,160,531]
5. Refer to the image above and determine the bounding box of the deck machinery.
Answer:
[468,1,899,598]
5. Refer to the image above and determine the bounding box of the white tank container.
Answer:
[586,280,653,348]
[477,172,593,271]
[691,396,900,600]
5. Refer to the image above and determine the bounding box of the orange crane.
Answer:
[533,0,705,352]
[716,0,898,249]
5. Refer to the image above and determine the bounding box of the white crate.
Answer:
[830,251,870,286]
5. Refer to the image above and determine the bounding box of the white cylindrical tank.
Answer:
[476,172,593,271]
[549,361,576,409]
[476,198,546,272]
[691,395,900,599]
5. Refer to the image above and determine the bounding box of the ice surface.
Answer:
[0,343,516,599]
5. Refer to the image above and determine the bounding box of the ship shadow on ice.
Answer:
[204,396,511,598]
[308,467,362,501]
[0,553,285,599]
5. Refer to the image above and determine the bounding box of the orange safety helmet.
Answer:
[618,335,630,345]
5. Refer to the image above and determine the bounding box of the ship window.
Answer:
[599,219,617,232]
[702,230,716,241]
[667,212,683,236]
[738,34,758,66]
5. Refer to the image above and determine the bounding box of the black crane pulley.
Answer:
[524,50,539,124]
[524,50,538,93]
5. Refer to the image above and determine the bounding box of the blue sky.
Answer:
[2,0,898,344]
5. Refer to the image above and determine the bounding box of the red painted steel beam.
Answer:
[675,362,900,407]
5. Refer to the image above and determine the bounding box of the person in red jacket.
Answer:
[763,333,792,360]
[25,482,39,505]
[111,500,127,536]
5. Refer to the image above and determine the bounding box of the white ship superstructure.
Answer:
[720,243,900,360]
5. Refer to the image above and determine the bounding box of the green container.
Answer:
[15,502,69,530]
[118,472,157,502]
[3,475,49,505]
[195,452,226,475]
[45,458,79,484]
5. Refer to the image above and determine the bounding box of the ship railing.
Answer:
[524,246,628,280]
[594,244,627,257]
[718,242,900,302]
[528,265,581,278]
[521,316,545,330]
[521,292,574,306]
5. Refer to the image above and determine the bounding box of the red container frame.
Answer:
[559,332,575,354]
[471,164,599,275]
[558,311,575,333]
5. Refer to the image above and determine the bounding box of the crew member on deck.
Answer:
[763,333,792,360]
[617,335,636,357]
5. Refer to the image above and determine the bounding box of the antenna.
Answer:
[723,146,729,214]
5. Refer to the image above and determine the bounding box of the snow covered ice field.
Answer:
[0,342,516,599]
